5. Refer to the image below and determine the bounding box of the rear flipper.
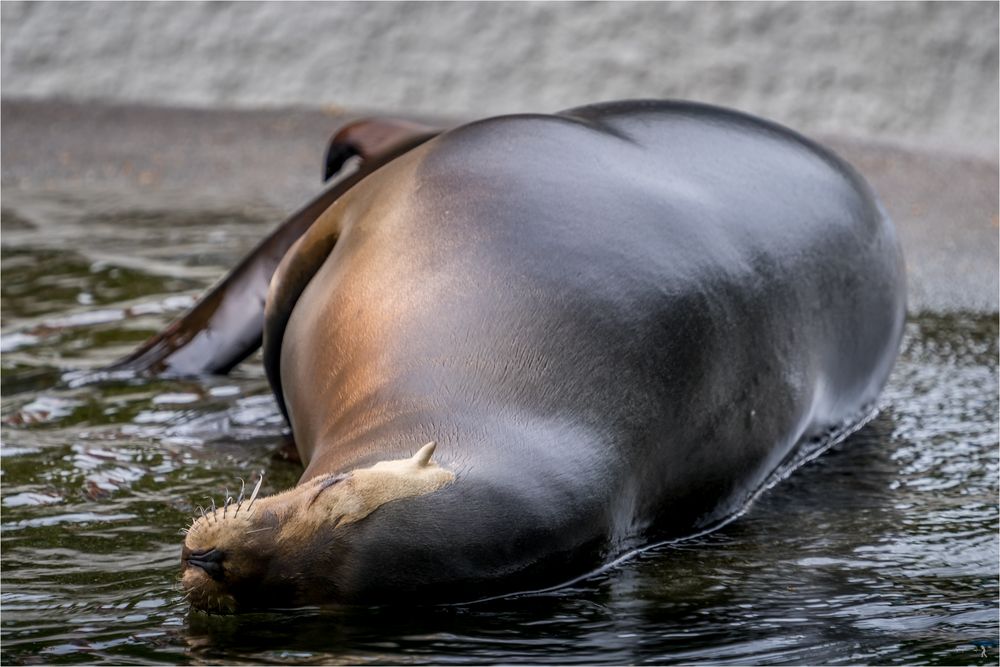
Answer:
[324,118,438,182]
[109,118,440,377]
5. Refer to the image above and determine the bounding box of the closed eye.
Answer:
[306,473,348,508]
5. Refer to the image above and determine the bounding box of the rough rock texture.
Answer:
[2,2,997,158]
[2,100,996,314]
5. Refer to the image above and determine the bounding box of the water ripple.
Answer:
[1,207,997,664]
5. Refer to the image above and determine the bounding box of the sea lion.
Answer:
[146,100,905,612]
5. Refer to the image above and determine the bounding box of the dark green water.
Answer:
[1,197,997,665]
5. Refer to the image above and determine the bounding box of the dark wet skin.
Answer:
[127,100,906,605]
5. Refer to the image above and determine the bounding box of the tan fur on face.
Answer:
[301,441,454,528]
[181,442,454,610]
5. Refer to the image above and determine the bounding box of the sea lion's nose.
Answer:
[182,547,225,581]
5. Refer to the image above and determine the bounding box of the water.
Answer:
[2,195,997,665]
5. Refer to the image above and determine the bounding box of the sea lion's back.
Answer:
[282,100,903,492]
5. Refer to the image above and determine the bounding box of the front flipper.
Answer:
[110,118,439,377]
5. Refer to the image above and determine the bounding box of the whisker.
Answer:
[245,526,274,535]
[209,497,217,522]
[247,471,265,512]
[234,478,247,516]
[223,493,233,518]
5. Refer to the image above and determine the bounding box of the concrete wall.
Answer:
[2,1,997,157]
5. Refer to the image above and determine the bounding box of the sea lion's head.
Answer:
[180,442,454,613]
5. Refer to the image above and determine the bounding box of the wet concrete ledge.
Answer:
[2,98,997,315]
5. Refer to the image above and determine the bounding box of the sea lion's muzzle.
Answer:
[176,443,455,612]
[182,546,225,582]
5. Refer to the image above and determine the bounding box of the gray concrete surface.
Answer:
[2,2,997,159]
[2,99,996,314]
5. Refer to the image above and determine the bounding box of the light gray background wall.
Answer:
[2,1,997,157]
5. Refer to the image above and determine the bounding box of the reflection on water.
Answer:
[1,195,997,665]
